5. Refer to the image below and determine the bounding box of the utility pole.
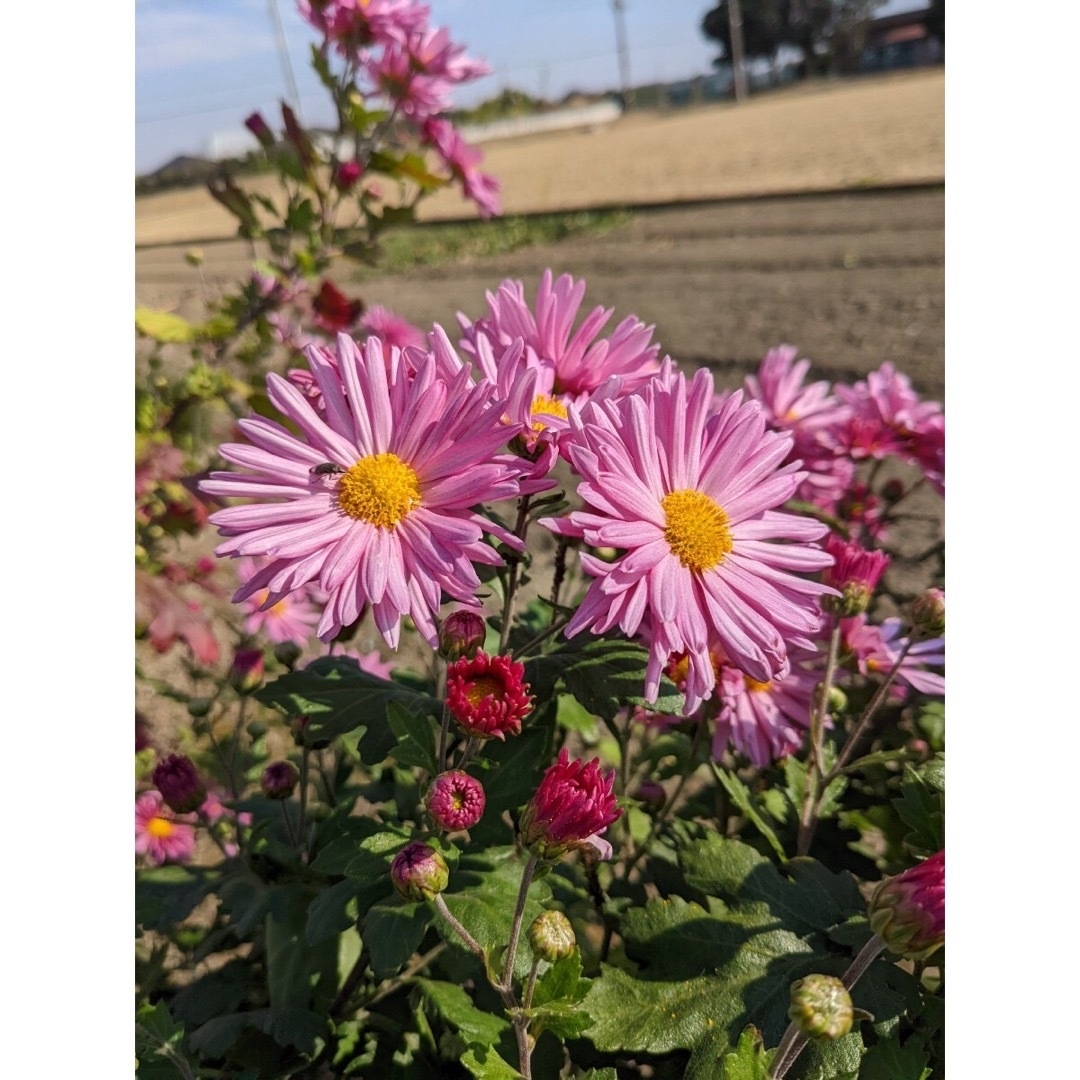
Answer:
[612,0,633,106]
[727,0,748,102]
[268,0,302,119]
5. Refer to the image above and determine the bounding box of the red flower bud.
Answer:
[425,771,486,831]
[391,842,449,902]
[152,754,207,814]
[438,610,487,662]
[261,760,300,800]
[868,849,945,959]
[445,651,534,740]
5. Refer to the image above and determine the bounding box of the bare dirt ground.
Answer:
[136,69,944,737]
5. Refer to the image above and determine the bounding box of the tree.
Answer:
[701,0,786,62]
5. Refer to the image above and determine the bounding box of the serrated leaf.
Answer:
[255,656,439,758]
[361,900,431,980]
[680,835,863,935]
[416,978,510,1046]
[531,949,586,1007]
[712,765,788,861]
[555,692,598,736]
[892,766,945,853]
[793,1028,864,1079]
[169,960,250,1029]
[526,999,594,1040]
[460,1045,523,1079]
[387,700,439,773]
[135,307,194,343]
[309,816,391,875]
[858,1034,931,1080]
[719,1024,773,1080]
[136,1001,197,1080]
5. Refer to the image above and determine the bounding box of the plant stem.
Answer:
[498,494,532,655]
[225,695,249,799]
[432,894,485,959]
[499,853,539,992]
[297,744,311,857]
[523,958,540,1011]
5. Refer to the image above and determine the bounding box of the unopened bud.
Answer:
[438,610,487,662]
[261,760,300,800]
[826,685,848,713]
[244,110,275,149]
[631,779,666,814]
[187,697,213,719]
[881,478,905,503]
[788,974,853,1040]
[333,159,363,191]
[274,640,303,669]
[228,649,265,694]
[426,771,486,831]
[390,842,449,902]
[909,588,945,640]
[291,713,331,750]
[152,754,207,814]
[868,850,945,960]
[527,911,576,962]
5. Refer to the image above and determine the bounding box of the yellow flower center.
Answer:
[336,453,421,528]
[465,675,502,706]
[661,489,733,572]
[147,816,175,839]
[256,589,288,617]
[530,394,569,432]
[744,675,772,693]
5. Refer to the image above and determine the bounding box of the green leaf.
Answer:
[135,307,194,343]
[361,900,431,980]
[189,1008,327,1058]
[679,835,863,935]
[387,700,439,773]
[858,1035,931,1080]
[136,865,214,932]
[285,197,317,233]
[532,950,586,1007]
[136,1001,198,1080]
[306,879,359,946]
[527,999,594,1040]
[416,978,511,1046]
[460,1045,524,1079]
[170,960,250,1030]
[555,692,598,736]
[793,1029,864,1079]
[255,656,439,759]
[892,764,945,853]
[712,764,788,861]
[309,816,393,875]
[266,886,319,1012]
[719,1024,773,1080]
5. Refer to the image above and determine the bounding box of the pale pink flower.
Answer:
[541,364,836,713]
[458,269,662,407]
[236,555,324,647]
[135,790,196,866]
[202,333,527,649]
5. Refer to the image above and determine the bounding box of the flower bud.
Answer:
[391,842,449,902]
[868,850,944,960]
[244,111,275,149]
[425,770,486,831]
[445,651,534,740]
[825,685,848,713]
[788,974,853,1040]
[261,760,300,800]
[438,610,487,662]
[822,534,890,617]
[274,640,303,669]
[527,911,576,962]
[187,696,213,719]
[228,649,265,694]
[631,779,666,814]
[152,754,207,814]
[881,478,905,503]
[520,749,622,861]
[291,713,331,750]
[909,588,945,640]
[333,159,363,192]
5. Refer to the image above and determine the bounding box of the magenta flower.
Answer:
[519,749,622,860]
[822,533,890,616]
[868,849,945,959]
[359,304,426,352]
[202,334,527,649]
[236,555,323,648]
[458,269,662,407]
[228,648,265,694]
[423,118,501,218]
[840,615,945,698]
[445,651,534,740]
[135,790,196,866]
[151,754,207,814]
[426,770,486,831]
[261,761,300,800]
[438,609,487,661]
[541,365,836,713]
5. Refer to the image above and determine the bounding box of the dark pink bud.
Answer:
[260,760,300,800]
[631,779,666,815]
[391,842,449,901]
[228,648,265,694]
[519,749,622,860]
[244,111,275,150]
[445,651,534,740]
[868,849,945,959]
[333,159,363,191]
[152,754,207,814]
[822,533,890,616]
[426,771,486,831]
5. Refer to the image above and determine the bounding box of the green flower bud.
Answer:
[391,842,449,902]
[527,911,576,963]
[273,640,303,669]
[788,975,853,1040]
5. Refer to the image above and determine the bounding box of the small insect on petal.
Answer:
[310,462,345,476]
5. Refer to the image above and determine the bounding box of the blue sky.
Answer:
[136,0,928,174]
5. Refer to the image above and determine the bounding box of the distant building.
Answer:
[859,6,943,72]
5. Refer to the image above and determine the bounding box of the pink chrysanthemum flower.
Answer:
[840,615,945,698]
[359,304,426,352]
[236,555,323,647]
[445,650,534,740]
[201,334,527,649]
[299,0,428,53]
[423,118,501,218]
[519,749,622,861]
[425,770,486,831]
[541,364,836,713]
[458,269,662,407]
[135,790,196,866]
